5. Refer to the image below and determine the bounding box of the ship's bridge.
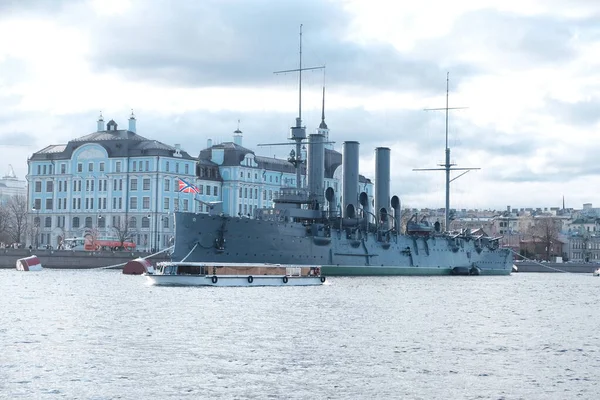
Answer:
[273,187,311,205]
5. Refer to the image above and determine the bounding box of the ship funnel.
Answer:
[307,133,325,207]
[375,147,391,224]
[326,187,336,217]
[359,191,370,225]
[391,195,401,233]
[343,141,359,218]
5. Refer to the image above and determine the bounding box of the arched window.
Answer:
[85,217,92,228]
[72,217,79,228]
[130,217,137,229]
[142,216,150,228]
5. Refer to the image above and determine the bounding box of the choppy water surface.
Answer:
[1,270,599,399]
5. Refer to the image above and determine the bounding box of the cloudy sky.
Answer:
[1,0,599,211]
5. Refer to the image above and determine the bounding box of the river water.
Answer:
[1,270,598,399]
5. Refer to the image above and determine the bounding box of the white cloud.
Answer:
[1,0,600,211]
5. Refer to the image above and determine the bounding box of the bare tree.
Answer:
[0,201,10,244]
[530,216,561,261]
[111,215,136,249]
[4,194,29,245]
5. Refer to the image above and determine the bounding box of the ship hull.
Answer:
[171,212,513,276]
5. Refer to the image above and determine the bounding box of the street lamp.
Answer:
[32,206,40,249]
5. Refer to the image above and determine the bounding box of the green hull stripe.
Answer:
[320,265,512,276]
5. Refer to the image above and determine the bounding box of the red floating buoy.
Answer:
[123,258,153,275]
[16,255,43,271]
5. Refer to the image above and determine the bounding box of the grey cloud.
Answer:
[420,8,590,68]
[546,97,600,127]
[84,0,475,92]
[0,0,82,17]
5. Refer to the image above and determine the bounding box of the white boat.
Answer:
[145,261,327,287]
[593,268,600,277]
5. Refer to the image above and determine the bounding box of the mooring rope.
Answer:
[96,245,175,270]
[180,243,198,262]
[508,249,572,273]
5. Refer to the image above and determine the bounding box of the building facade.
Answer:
[26,113,219,250]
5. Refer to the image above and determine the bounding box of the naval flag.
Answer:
[177,177,200,194]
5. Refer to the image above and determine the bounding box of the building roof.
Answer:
[29,129,195,161]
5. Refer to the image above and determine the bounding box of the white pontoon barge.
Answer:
[145,262,327,287]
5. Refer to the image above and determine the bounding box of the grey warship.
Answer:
[170,29,512,276]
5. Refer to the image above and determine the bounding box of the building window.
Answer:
[143,178,150,191]
[143,197,150,209]
[34,181,41,192]
[116,161,121,172]
[145,161,149,171]
[72,217,80,228]
[254,188,258,198]
[131,178,138,191]
[164,198,170,210]
[166,161,170,172]
[183,199,188,211]
[185,164,189,174]
[43,165,47,174]
[45,199,53,210]
[163,217,169,229]
[142,217,150,228]
[98,217,106,228]
[88,163,94,172]
[130,197,138,209]
[240,172,243,178]
[119,179,122,191]
[77,163,82,172]
[176,163,179,173]
[214,186,218,196]
[85,217,92,228]
[99,162,104,172]
[263,191,266,200]
[198,184,203,195]
[61,164,66,174]
[239,204,242,215]
[164,179,170,192]
[239,188,242,197]
[132,161,137,172]
[44,217,51,228]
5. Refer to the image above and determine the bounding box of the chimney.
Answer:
[128,110,136,133]
[97,112,105,131]
[342,141,359,218]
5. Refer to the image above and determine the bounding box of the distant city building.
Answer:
[0,164,26,203]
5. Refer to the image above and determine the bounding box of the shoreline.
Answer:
[0,248,169,269]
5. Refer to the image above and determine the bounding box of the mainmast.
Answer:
[414,72,479,232]
[273,24,325,189]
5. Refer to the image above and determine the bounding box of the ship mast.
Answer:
[414,72,479,232]
[273,24,325,189]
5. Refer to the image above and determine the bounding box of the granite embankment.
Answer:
[515,261,599,273]
[0,248,169,269]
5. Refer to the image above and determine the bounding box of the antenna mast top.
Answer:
[273,25,325,189]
